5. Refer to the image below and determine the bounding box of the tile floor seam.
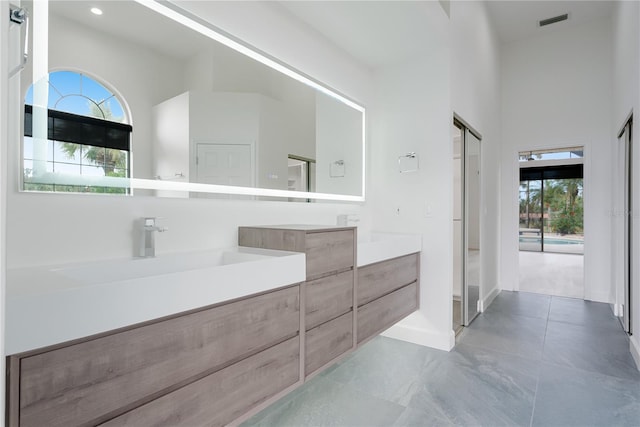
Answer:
[454,338,542,363]
[529,294,552,427]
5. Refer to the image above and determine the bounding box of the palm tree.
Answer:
[60,100,127,176]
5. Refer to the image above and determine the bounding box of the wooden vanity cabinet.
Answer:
[7,285,302,427]
[356,253,420,344]
[239,225,356,377]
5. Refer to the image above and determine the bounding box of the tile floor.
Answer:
[242,291,640,427]
[519,252,584,299]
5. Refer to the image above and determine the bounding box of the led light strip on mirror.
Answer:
[133,0,366,202]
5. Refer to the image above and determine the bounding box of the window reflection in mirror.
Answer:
[23,0,365,201]
[23,71,131,194]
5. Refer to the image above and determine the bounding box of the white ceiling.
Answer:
[485,0,616,44]
[277,1,447,69]
[50,1,617,70]
[278,1,616,67]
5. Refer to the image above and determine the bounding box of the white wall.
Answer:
[5,2,373,270]
[369,1,453,350]
[450,0,502,310]
[500,18,613,303]
[369,0,501,350]
[611,0,640,367]
[315,92,363,196]
[45,13,186,181]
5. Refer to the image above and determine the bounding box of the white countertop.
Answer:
[6,247,305,355]
[357,232,422,266]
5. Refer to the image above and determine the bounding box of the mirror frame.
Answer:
[26,0,366,202]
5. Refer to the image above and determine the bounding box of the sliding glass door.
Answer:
[519,161,584,255]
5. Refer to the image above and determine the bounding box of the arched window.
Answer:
[23,71,132,194]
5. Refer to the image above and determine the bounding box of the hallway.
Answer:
[244,291,640,426]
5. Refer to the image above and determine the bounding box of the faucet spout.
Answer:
[140,217,167,258]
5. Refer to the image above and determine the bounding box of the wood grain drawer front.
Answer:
[305,311,353,375]
[18,286,300,427]
[357,253,419,307]
[306,270,354,330]
[305,230,354,278]
[357,282,418,345]
[101,336,300,427]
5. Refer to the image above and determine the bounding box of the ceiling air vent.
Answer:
[539,13,569,27]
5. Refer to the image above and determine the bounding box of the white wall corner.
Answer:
[381,320,455,352]
[630,335,640,371]
[480,286,500,312]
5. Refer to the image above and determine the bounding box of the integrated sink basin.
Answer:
[357,232,422,266]
[6,247,305,354]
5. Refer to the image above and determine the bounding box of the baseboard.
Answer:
[480,286,500,312]
[584,291,611,304]
[630,335,640,371]
[381,321,454,351]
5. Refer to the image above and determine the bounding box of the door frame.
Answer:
[617,113,633,334]
[453,115,482,327]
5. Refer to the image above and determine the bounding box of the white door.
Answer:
[196,143,253,187]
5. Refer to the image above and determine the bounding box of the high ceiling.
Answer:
[485,0,616,44]
[279,0,617,67]
[277,1,447,70]
[50,1,618,70]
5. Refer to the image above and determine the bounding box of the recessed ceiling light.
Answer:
[90,7,103,16]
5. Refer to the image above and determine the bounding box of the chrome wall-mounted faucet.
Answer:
[140,217,167,258]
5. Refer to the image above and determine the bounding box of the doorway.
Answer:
[517,148,585,298]
[616,116,633,334]
[452,117,481,335]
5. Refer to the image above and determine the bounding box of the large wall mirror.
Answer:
[22,0,365,202]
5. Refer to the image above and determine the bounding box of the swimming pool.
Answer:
[519,237,583,245]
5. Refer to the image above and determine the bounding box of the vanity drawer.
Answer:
[357,282,418,344]
[16,286,300,427]
[305,311,353,375]
[357,253,419,306]
[305,230,354,278]
[305,270,354,330]
[101,336,300,427]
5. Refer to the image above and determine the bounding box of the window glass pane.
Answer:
[54,141,81,164]
[81,145,105,167]
[81,164,105,177]
[55,95,95,118]
[23,137,33,159]
[54,162,81,175]
[519,147,584,162]
[101,98,125,123]
[110,168,129,178]
[81,74,112,104]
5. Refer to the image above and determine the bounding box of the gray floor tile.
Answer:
[543,320,640,380]
[408,344,539,426]
[486,291,551,320]
[532,362,640,427]
[242,376,405,427]
[242,292,640,427]
[549,296,621,331]
[457,310,548,360]
[393,405,454,427]
[326,336,447,406]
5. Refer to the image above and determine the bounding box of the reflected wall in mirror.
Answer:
[23,0,365,201]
